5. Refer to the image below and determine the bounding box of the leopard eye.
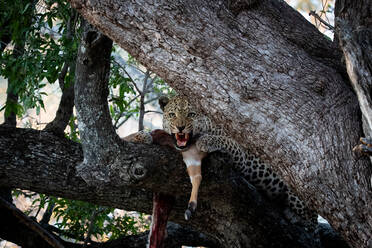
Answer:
[187,112,196,118]
[168,112,176,118]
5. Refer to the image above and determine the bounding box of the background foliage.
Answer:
[0,0,172,244]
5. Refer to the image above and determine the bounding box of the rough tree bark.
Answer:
[335,0,372,137]
[65,0,371,247]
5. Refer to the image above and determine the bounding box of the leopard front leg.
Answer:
[122,130,153,144]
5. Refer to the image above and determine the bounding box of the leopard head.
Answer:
[159,96,200,150]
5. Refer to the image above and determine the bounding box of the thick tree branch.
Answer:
[74,20,119,185]
[0,127,182,211]
[0,126,329,247]
[0,197,64,248]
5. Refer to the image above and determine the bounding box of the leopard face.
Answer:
[159,96,201,150]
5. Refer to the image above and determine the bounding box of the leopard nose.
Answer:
[177,126,185,132]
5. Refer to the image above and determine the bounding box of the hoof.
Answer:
[185,209,192,220]
[184,201,197,221]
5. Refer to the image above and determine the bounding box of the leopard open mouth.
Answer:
[174,132,192,149]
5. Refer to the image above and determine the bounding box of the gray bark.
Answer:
[66,0,371,247]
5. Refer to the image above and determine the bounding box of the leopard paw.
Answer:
[123,130,152,144]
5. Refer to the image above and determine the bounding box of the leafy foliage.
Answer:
[12,191,149,242]
[108,46,175,129]
[52,198,146,241]
[65,115,79,142]
[0,0,79,118]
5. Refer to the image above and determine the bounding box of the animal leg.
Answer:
[185,165,202,220]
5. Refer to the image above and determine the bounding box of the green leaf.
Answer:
[4,101,24,118]
[36,105,40,115]
[21,3,31,15]
[47,17,53,29]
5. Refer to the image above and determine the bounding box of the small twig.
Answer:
[34,196,49,219]
[144,110,163,115]
[309,10,334,30]
[145,75,157,94]
[138,70,150,131]
[144,95,161,105]
[112,59,142,94]
[321,0,331,25]
[43,11,77,135]
[58,62,70,89]
[82,207,106,248]
[43,224,85,241]
[116,112,135,128]
[113,94,140,128]
[40,201,55,225]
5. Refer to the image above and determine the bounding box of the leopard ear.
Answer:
[159,96,169,111]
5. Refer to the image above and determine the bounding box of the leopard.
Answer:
[125,95,317,229]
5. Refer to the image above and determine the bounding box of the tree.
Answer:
[65,0,371,247]
[0,0,371,248]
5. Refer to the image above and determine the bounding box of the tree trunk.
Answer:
[66,1,371,247]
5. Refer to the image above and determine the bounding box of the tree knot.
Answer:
[129,162,147,181]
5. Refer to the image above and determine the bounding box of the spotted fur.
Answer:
[123,130,153,144]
